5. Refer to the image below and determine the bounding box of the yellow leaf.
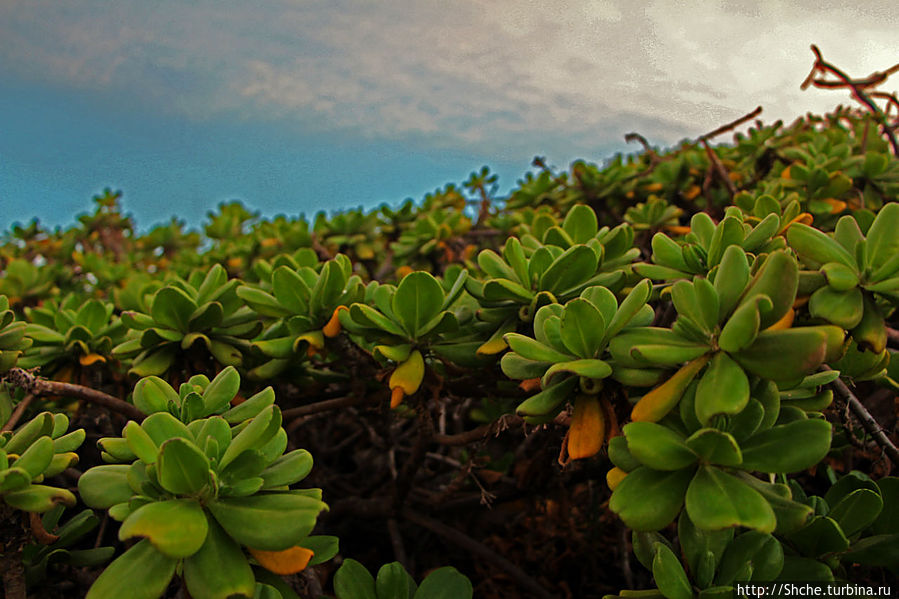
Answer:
[249,546,314,575]
[765,308,794,331]
[79,353,107,366]
[388,350,424,396]
[606,467,628,491]
[631,354,710,423]
[476,336,507,356]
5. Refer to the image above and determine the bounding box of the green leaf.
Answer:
[150,286,198,333]
[303,535,340,566]
[222,387,276,424]
[865,202,899,272]
[208,492,327,551]
[183,516,256,599]
[872,477,899,534]
[202,366,240,415]
[86,539,177,599]
[132,376,180,415]
[715,531,783,585]
[651,543,692,599]
[694,352,749,425]
[829,488,883,538]
[560,299,605,358]
[2,484,76,512]
[685,466,776,532]
[505,333,572,363]
[539,245,598,295]
[376,562,416,599]
[11,435,53,478]
[219,405,282,470]
[622,422,696,471]
[334,558,377,599]
[685,429,742,467]
[541,359,612,387]
[261,449,313,488]
[563,204,598,244]
[413,567,473,599]
[739,418,831,473]
[157,438,213,496]
[787,223,857,270]
[392,272,445,338]
[610,466,695,531]
[119,499,208,558]
[78,464,134,509]
[788,516,849,557]
[809,286,864,329]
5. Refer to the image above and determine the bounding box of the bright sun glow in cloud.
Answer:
[2,0,896,161]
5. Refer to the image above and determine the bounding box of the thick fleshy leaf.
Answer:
[219,405,282,470]
[249,546,314,575]
[694,352,749,425]
[150,286,198,333]
[391,272,444,337]
[184,515,255,599]
[865,202,899,272]
[733,326,843,383]
[208,492,327,551]
[829,488,883,538]
[132,376,180,415]
[610,466,695,531]
[623,422,696,471]
[2,484,76,512]
[157,438,213,496]
[334,558,378,599]
[119,499,208,558]
[413,567,473,599]
[715,531,783,585]
[739,418,831,473]
[685,429,742,467]
[736,250,798,329]
[202,366,241,415]
[78,464,134,509]
[652,542,692,599]
[86,539,177,599]
[261,449,313,488]
[541,359,611,387]
[560,299,604,358]
[808,286,863,329]
[631,355,710,422]
[539,245,598,295]
[685,466,776,532]
[375,562,417,599]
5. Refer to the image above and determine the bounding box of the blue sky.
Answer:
[1,0,896,232]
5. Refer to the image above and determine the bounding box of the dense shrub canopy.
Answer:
[1,105,898,598]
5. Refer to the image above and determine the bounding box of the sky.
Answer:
[1,0,897,232]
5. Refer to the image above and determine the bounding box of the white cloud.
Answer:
[1,0,896,160]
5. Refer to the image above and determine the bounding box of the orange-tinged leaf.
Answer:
[793,296,810,309]
[645,182,664,192]
[606,467,627,491]
[664,225,692,236]
[631,354,711,423]
[518,377,542,393]
[683,185,702,201]
[781,165,792,179]
[79,353,107,366]
[390,386,405,409]
[395,265,413,279]
[322,306,348,338]
[568,395,605,460]
[823,198,847,214]
[249,546,314,575]
[765,308,795,331]
[260,237,280,248]
[779,213,813,234]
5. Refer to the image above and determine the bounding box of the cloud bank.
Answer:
[2,0,896,161]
